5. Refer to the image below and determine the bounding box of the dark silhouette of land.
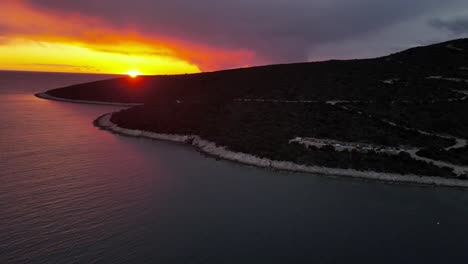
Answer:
[39,38,468,180]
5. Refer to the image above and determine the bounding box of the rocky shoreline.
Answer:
[93,111,468,188]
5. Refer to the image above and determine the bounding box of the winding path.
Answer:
[235,78,468,176]
[328,87,468,176]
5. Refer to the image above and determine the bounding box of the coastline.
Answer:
[35,92,468,187]
[94,112,468,188]
[35,92,143,107]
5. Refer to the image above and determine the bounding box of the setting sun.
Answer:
[125,70,142,78]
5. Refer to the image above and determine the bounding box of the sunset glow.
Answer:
[125,70,141,78]
[0,1,254,74]
[0,37,200,75]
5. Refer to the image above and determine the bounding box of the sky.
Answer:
[0,0,468,75]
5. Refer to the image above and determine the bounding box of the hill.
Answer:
[39,38,468,182]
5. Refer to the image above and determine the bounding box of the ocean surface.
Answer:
[1,70,468,263]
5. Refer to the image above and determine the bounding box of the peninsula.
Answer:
[37,38,468,186]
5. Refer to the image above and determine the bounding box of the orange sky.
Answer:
[0,1,255,75]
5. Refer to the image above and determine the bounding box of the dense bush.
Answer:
[347,100,468,139]
[417,147,468,166]
[111,101,458,177]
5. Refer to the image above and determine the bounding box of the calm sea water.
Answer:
[1,70,468,263]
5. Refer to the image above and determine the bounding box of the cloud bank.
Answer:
[1,0,468,71]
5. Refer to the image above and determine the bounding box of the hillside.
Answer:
[40,38,468,181]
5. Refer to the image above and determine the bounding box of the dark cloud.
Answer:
[27,0,468,65]
[430,16,468,34]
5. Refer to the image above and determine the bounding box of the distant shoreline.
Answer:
[35,92,143,107]
[0,69,124,76]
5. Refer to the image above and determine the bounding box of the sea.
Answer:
[1,70,468,263]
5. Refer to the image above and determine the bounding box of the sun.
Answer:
[125,70,142,78]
